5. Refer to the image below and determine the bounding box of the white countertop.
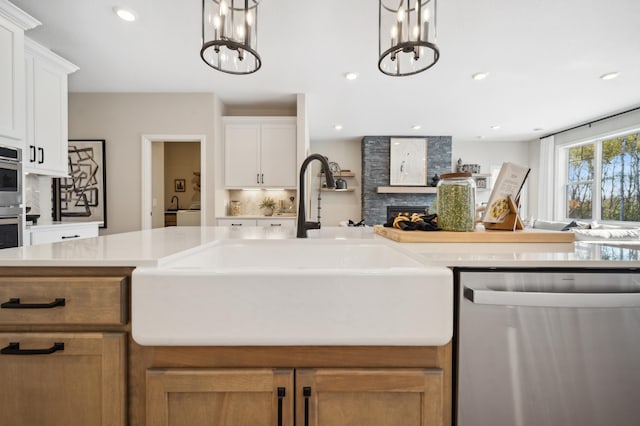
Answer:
[0,226,639,268]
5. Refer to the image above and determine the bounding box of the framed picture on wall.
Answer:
[389,137,428,186]
[53,139,107,228]
[174,179,186,192]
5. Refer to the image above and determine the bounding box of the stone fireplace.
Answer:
[361,136,452,225]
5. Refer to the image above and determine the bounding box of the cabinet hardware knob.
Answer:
[29,145,36,163]
[1,298,66,309]
[37,147,44,164]
[1,342,64,356]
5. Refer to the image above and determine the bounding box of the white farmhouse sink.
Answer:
[132,239,452,346]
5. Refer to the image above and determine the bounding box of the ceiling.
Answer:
[11,0,640,143]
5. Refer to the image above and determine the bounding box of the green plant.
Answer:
[259,197,276,209]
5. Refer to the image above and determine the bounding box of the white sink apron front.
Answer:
[132,239,453,346]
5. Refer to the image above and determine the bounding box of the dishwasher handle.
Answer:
[464,286,640,308]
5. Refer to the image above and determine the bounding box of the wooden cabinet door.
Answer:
[260,123,297,188]
[296,368,444,426]
[225,124,261,188]
[147,368,294,426]
[0,332,126,426]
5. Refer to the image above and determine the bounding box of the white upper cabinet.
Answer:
[0,1,40,150]
[224,117,297,188]
[24,38,78,176]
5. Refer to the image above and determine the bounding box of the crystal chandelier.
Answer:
[200,0,261,75]
[378,0,440,76]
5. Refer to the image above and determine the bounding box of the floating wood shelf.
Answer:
[321,188,355,192]
[376,186,437,194]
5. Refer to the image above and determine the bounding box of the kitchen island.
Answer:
[0,226,638,426]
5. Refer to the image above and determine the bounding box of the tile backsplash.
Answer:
[227,189,297,216]
[25,174,53,224]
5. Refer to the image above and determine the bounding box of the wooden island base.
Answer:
[130,341,452,426]
[0,267,451,426]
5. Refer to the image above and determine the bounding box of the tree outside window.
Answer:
[601,133,640,222]
[564,131,640,223]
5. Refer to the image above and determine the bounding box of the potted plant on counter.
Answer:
[259,197,276,216]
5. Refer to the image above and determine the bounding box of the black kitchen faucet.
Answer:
[296,154,335,238]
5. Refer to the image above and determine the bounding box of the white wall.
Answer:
[452,139,532,215]
[309,137,362,225]
[68,93,216,235]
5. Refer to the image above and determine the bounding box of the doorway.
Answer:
[141,134,207,230]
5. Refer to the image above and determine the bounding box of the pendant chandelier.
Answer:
[200,0,261,75]
[378,0,440,76]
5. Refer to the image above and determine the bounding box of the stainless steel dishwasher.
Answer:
[456,268,640,426]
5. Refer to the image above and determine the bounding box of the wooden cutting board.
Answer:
[374,225,575,243]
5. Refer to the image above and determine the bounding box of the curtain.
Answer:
[536,136,555,220]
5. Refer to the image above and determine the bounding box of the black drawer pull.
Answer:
[303,386,311,426]
[1,298,66,309]
[61,235,81,239]
[1,342,64,355]
[277,387,285,426]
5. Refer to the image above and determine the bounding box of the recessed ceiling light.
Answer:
[472,72,489,80]
[533,127,544,132]
[333,124,343,130]
[113,6,137,22]
[411,124,422,130]
[477,136,485,139]
[600,72,619,80]
[344,72,358,81]
[490,125,501,130]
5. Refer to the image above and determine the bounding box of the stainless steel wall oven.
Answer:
[0,145,22,208]
[0,145,22,248]
[0,207,22,249]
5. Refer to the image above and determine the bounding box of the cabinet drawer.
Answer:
[217,218,257,227]
[30,225,98,245]
[260,219,295,228]
[0,276,127,325]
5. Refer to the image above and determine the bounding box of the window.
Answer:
[563,131,640,223]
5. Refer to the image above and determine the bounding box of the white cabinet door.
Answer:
[260,124,297,187]
[225,124,260,188]
[24,39,77,177]
[224,117,297,189]
[0,14,25,148]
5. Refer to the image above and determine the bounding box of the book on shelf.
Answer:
[482,162,531,223]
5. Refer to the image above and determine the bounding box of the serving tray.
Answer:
[373,225,575,243]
